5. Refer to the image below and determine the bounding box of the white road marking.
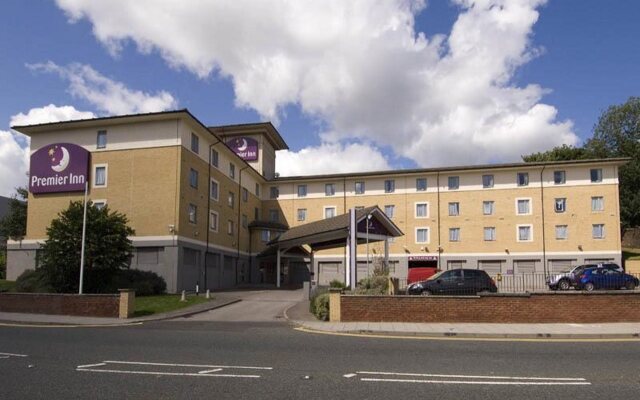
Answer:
[76,363,107,369]
[360,378,591,386]
[343,373,357,378]
[0,352,28,357]
[356,371,587,381]
[102,360,272,370]
[198,368,223,374]
[76,368,261,378]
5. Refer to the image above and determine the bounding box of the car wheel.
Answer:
[625,281,636,290]
[558,279,570,291]
[584,282,595,292]
[420,290,432,296]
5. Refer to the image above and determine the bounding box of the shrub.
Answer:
[100,269,167,296]
[329,279,346,289]
[311,292,330,321]
[15,269,52,293]
[355,275,388,295]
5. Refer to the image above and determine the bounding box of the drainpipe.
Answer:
[205,138,222,290]
[540,165,547,278]
[236,165,249,284]
[436,172,441,271]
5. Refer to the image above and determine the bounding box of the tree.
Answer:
[0,187,28,241]
[523,97,640,229]
[39,201,135,293]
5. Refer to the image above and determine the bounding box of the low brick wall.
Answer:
[338,292,640,323]
[0,293,120,318]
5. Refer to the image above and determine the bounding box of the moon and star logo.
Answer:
[229,137,258,161]
[235,138,248,151]
[48,145,70,172]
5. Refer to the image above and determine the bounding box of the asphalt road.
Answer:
[1,319,640,400]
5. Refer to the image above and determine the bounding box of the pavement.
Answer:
[2,288,640,339]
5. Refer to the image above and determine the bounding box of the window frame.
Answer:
[242,187,248,202]
[228,191,235,208]
[415,227,430,244]
[209,210,219,232]
[555,224,568,240]
[416,178,427,191]
[449,227,460,242]
[415,202,429,218]
[227,219,234,236]
[189,168,199,189]
[517,224,533,242]
[384,179,395,193]
[483,200,494,216]
[384,205,395,218]
[554,198,566,213]
[592,224,605,239]
[517,172,529,187]
[269,209,279,222]
[516,197,532,215]
[96,130,107,149]
[483,227,496,241]
[210,148,219,168]
[591,196,604,212]
[590,168,603,183]
[448,176,459,190]
[93,164,108,188]
[482,174,494,188]
[210,178,219,201]
[448,202,460,216]
[297,184,307,198]
[324,206,337,219]
[229,163,236,180]
[188,203,197,224]
[270,186,279,199]
[190,132,199,154]
[553,170,566,185]
[325,183,336,196]
[297,208,307,222]
[355,181,365,195]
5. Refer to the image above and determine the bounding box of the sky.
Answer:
[1,0,639,197]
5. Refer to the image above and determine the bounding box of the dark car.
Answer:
[406,269,497,296]
[575,266,639,291]
[547,263,622,290]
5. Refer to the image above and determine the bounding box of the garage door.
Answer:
[514,260,537,274]
[548,259,575,273]
[478,260,502,275]
[585,258,612,264]
[318,262,343,285]
[447,260,466,270]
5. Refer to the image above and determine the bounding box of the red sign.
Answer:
[408,256,438,261]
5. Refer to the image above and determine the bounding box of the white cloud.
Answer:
[27,61,177,115]
[0,104,95,196]
[275,142,390,176]
[55,0,579,172]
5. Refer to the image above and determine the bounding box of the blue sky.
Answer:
[1,0,639,195]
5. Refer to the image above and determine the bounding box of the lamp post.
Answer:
[365,214,372,275]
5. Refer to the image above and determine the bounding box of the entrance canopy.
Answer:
[266,206,403,252]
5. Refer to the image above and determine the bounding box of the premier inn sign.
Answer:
[30,143,90,194]
[227,137,258,161]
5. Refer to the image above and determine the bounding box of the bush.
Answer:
[355,275,388,295]
[310,292,330,321]
[329,279,346,289]
[15,269,53,293]
[98,269,167,296]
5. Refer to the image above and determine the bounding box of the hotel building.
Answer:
[7,110,626,292]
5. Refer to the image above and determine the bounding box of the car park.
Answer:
[406,269,497,296]
[575,266,639,291]
[547,263,623,290]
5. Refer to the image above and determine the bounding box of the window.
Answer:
[93,200,106,210]
[592,224,605,239]
[229,163,235,179]
[483,201,494,215]
[227,220,234,235]
[94,165,107,187]
[591,196,604,212]
[210,179,219,201]
[190,132,199,154]
[448,176,459,190]
[255,183,260,197]
[555,225,567,240]
[270,186,279,199]
[254,207,259,221]
[482,174,494,188]
[269,209,279,222]
[590,168,602,183]
[228,191,235,208]
[325,183,335,196]
[448,202,459,216]
[416,178,427,191]
[297,208,307,222]
[189,168,198,188]
[449,228,460,242]
[297,185,307,197]
[554,198,566,213]
[242,214,248,229]
[416,202,429,218]
[210,148,219,167]
[188,204,197,224]
[516,198,531,215]
[416,228,429,244]
[484,227,496,241]
[242,188,248,202]
[384,205,395,218]
[355,181,365,194]
[261,230,271,242]
[384,179,395,193]
[554,170,565,185]
[518,225,532,242]
[354,206,364,211]
[324,207,336,219]
[96,130,107,149]
[517,172,529,186]
[209,211,219,232]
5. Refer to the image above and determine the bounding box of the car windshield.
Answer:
[427,271,446,281]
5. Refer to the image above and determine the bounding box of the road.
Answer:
[2,317,640,399]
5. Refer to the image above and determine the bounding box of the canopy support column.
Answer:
[384,238,389,271]
[276,247,281,288]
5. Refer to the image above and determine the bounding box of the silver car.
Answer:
[547,263,622,290]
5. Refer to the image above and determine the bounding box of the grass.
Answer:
[623,248,640,260]
[133,294,211,317]
[0,280,16,292]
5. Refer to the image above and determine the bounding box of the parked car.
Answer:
[575,266,639,291]
[547,263,623,290]
[406,269,497,296]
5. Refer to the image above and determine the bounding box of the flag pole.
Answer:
[79,181,88,294]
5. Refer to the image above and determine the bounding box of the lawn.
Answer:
[133,294,211,317]
[0,280,16,292]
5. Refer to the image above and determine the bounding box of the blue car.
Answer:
[576,266,639,291]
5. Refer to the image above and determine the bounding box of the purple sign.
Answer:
[30,143,90,194]
[227,137,258,161]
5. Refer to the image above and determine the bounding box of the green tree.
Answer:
[40,201,135,293]
[0,187,28,241]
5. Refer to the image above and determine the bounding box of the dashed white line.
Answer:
[198,368,223,374]
[360,378,590,385]
[76,363,107,369]
[356,371,587,381]
[0,352,28,357]
[76,368,261,378]
[343,373,357,378]
[102,360,273,370]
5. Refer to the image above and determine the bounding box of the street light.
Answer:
[366,214,372,276]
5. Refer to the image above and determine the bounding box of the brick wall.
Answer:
[340,292,640,323]
[0,293,120,318]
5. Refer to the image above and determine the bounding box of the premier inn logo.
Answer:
[30,143,90,194]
